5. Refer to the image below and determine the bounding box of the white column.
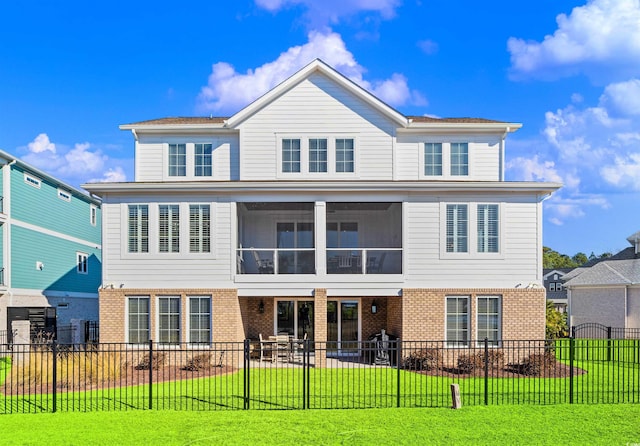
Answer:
[315,201,326,275]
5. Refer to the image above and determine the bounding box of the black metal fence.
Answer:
[572,323,640,339]
[0,338,638,413]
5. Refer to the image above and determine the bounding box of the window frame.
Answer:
[424,142,443,176]
[440,202,504,259]
[76,252,88,274]
[90,205,97,226]
[168,143,187,177]
[127,296,150,345]
[127,204,149,254]
[194,143,213,177]
[477,204,499,253]
[158,204,180,253]
[24,173,41,189]
[476,295,501,347]
[188,295,212,344]
[157,296,181,345]
[189,204,211,254]
[445,295,470,348]
[420,141,471,179]
[276,134,358,178]
[57,189,71,202]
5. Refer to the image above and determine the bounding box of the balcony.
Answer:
[236,202,402,276]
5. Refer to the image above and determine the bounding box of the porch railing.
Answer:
[237,248,402,275]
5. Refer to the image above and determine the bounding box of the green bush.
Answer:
[403,348,442,371]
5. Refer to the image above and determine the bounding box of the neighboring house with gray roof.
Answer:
[565,231,640,331]
[543,268,574,313]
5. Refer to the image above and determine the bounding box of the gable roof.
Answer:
[564,259,640,287]
[225,59,409,128]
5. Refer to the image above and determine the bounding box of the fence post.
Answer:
[302,338,307,410]
[483,338,489,406]
[396,339,402,408]
[571,326,576,338]
[52,341,57,413]
[306,339,311,410]
[607,326,612,362]
[569,336,574,404]
[148,340,153,410]
[243,339,250,410]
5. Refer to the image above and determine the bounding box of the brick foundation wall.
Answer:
[402,288,546,342]
[99,288,241,343]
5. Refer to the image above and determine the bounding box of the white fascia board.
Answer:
[83,180,562,196]
[400,122,522,134]
[225,59,409,128]
[119,124,233,133]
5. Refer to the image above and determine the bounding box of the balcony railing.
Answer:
[237,248,402,275]
[238,248,316,275]
[326,249,402,274]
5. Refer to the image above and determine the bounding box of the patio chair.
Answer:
[276,333,292,362]
[251,249,274,274]
[369,252,386,273]
[259,333,275,362]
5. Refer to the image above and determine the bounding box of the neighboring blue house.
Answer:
[0,150,101,340]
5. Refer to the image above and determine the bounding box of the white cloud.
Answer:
[27,133,56,154]
[197,30,425,113]
[507,0,640,82]
[601,153,640,189]
[600,79,640,116]
[21,133,127,186]
[89,166,127,183]
[255,0,400,27]
[417,39,439,55]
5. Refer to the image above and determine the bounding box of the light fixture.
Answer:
[258,300,265,314]
[371,300,378,314]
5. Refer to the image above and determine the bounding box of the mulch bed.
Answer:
[2,363,237,396]
[411,361,586,378]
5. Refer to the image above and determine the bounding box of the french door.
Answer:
[327,300,359,356]
[275,300,314,341]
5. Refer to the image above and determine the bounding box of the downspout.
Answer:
[3,159,16,295]
[624,285,628,329]
[500,127,510,182]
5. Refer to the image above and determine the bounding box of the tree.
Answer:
[545,301,568,339]
[572,252,588,266]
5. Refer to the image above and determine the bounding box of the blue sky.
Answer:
[1,0,639,257]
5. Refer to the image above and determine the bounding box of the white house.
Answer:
[84,59,560,353]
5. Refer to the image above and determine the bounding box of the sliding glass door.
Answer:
[276,300,314,341]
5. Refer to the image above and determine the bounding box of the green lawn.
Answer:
[0,404,638,445]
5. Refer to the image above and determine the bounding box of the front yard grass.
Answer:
[0,404,638,445]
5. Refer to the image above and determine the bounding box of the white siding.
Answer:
[238,73,396,181]
[135,135,239,182]
[403,196,540,287]
[395,134,501,181]
[102,196,234,289]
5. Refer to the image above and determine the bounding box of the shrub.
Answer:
[509,352,557,376]
[403,348,442,371]
[135,352,166,370]
[485,350,505,368]
[456,354,483,373]
[182,353,212,371]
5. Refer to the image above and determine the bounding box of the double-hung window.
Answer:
[195,143,213,177]
[168,143,186,177]
[309,138,328,173]
[282,139,301,173]
[189,204,211,253]
[76,252,88,274]
[450,142,468,176]
[446,296,469,347]
[159,204,180,253]
[189,296,211,344]
[128,296,150,344]
[424,143,443,176]
[477,296,501,346]
[336,138,354,173]
[158,296,180,344]
[446,204,468,253]
[477,204,499,253]
[128,205,149,253]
